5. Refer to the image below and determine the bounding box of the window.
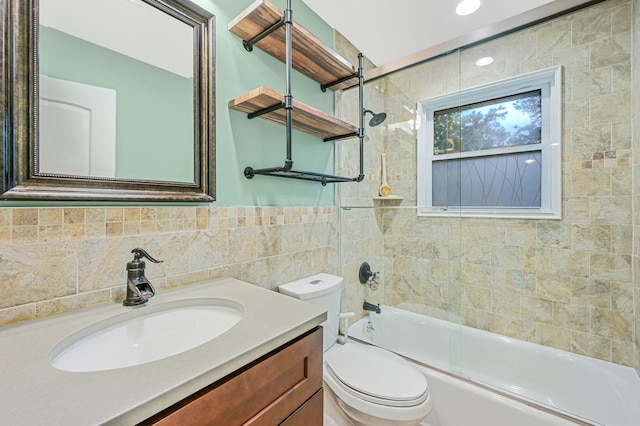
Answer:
[417,66,562,219]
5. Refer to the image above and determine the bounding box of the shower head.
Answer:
[364,109,387,127]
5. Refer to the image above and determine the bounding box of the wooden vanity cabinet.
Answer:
[141,327,323,426]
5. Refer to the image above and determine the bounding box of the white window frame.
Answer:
[417,66,562,220]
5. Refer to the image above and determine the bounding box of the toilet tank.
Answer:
[279,273,343,352]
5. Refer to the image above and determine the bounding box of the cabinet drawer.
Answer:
[281,389,323,426]
[145,327,323,426]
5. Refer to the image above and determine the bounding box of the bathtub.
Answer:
[348,305,640,426]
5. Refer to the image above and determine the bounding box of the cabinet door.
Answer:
[145,327,323,426]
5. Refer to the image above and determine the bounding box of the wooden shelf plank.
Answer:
[228,0,356,91]
[229,86,358,140]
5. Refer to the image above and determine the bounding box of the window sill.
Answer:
[417,208,561,220]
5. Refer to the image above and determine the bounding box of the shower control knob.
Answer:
[359,262,378,284]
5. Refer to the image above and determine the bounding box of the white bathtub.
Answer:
[348,305,640,426]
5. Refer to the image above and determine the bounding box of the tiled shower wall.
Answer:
[0,206,339,325]
[336,0,637,366]
[333,35,387,316]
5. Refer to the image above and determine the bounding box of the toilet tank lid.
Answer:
[278,273,343,300]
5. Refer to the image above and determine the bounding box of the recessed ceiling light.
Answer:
[456,0,481,16]
[475,56,494,66]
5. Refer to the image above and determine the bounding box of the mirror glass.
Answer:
[39,0,195,183]
[1,0,215,202]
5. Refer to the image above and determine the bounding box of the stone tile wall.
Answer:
[337,0,636,366]
[0,206,338,325]
[632,0,640,373]
[333,32,388,315]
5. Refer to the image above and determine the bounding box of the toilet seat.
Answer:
[324,343,429,407]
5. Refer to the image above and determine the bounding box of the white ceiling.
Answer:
[301,0,599,67]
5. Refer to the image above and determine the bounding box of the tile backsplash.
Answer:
[0,206,338,325]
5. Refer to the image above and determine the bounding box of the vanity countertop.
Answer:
[0,277,326,425]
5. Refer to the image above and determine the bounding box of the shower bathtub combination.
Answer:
[348,305,640,426]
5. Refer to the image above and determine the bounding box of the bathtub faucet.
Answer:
[363,301,381,314]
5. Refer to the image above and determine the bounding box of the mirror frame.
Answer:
[1,0,215,202]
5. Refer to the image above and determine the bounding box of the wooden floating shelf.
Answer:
[228,0,357,91]
[229,86,358,141]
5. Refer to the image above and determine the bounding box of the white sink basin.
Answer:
[49,298,243,372]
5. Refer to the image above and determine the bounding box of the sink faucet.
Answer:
[363,301,381,314]
[123,248,163,306]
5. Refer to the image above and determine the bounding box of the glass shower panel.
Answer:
[446,49,463,379]
[336,4,635,424]
[335,52,387,317]
[378,48,465,377]
[455,31,554,413]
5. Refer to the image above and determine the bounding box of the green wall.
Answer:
[39,26,195,183]
[197,0,338,206]
[4,0,341,206]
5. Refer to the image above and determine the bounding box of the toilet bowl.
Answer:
[279,273,432,426]
[324,342,432,425]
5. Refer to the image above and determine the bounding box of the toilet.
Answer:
[279,273,432,426]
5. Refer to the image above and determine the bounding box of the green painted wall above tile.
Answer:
[40,27,195,183]
[4,0,345,207]
[194,0,341,206]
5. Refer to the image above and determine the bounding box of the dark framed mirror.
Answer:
[1,0,215,202]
